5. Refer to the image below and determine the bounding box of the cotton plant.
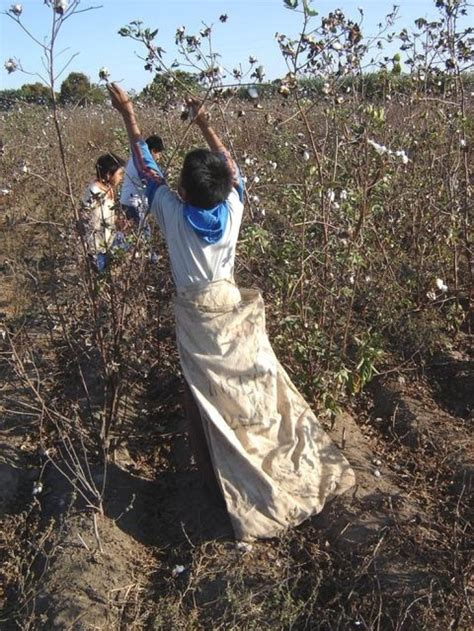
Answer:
[367,139,409,165]
[8,0,70,20]
[115,15,272,191]
[276,1,400,101]
[3,0,96,88]
[117,15,264,111]
[3,0,116,518]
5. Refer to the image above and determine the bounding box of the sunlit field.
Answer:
[1,0,472,629]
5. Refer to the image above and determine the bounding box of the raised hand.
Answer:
[186,97,209,127]
[107,82,133,116]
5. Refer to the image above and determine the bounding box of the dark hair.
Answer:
[180,149,233,209]
[95,153,125,182]
[146,134,164,153]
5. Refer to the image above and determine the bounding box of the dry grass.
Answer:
[0,89,472,629]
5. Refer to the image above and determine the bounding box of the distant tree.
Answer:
[59,71,89,104]
[0,89,22,110]
[87,84,107,105]
[0,84,58,109]
[20,82,53,104]
[59,72,106,106]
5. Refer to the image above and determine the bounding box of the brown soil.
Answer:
[1,329,472,629]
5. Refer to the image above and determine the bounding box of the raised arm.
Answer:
[188,98,244,200]
[107,83,165,204]
[107,82,141,144]
[188,99,225,152]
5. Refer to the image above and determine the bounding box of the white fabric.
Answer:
[174,279,356,540]
[119,157,147,208]
[82,183,115,252]
[150,186,244,288]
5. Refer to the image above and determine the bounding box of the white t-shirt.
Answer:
[82,183,116,252]
[120,158,147,208]
[150,186,244,288]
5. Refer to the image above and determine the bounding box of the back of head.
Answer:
[95,152,125,182]
[146,134,165,153]
[181,149,233,209]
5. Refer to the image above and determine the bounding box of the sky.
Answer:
[0,0,469,92]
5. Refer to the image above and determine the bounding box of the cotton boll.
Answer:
[54,0,68,14]
[395,150,409,164]
[247,87,259,100]
[435,278,448,293]
[368,139,388,155]
[98,67,110,80]
[236,542,253,552]
[4,58,18,74]
[10,4,22,16]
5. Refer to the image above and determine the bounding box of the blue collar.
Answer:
[183,201,229,244]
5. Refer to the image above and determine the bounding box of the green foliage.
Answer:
[20,83,53,104]
[59,71,89,104]
[59,72,106,106]
[0,84,54,109]
[348,334,384,394]
[0,89,23,110]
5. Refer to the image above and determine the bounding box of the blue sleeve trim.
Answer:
[131,139,166,206]
[234,167,245,203]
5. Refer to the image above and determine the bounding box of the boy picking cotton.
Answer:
[108,82,355,541]
[120,135,164,256]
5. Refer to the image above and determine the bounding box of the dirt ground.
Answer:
[1,68,473,627]
[1,319,472,629]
